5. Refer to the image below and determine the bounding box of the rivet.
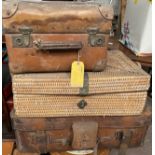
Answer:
[6,10,11,15]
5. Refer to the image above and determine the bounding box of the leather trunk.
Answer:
[3,0,113,73]
[11,102,151,154]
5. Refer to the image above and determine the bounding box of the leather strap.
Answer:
[72,121,98,150]
[79,72,89,95]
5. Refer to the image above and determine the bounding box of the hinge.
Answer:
[12,27,32,48]
[87,27,105,47]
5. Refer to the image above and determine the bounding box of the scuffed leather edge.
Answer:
[2,0,19,19]
[98,5,114,20]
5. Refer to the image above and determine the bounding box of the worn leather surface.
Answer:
[11,103,151,153]
[14,126,149,153]
[3,1,113,73]
[5,34,108,73]
[3,1,113,33]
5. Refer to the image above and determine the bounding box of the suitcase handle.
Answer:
[33,40,83,51]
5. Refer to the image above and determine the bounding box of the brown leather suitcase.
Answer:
[3,0,113,73]
[11,102,151,154]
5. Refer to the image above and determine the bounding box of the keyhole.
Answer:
[15,38,23,46]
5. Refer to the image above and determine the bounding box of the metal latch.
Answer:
[12,27,32,48]
[118,131,132,155]
[88,27,105,47]
[77,100,87,109]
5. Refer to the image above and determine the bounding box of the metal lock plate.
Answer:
[12,27,32,48]
[88,27,105,47]
[89,35,105,47]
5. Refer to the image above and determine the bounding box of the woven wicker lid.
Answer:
[12,50,150,95]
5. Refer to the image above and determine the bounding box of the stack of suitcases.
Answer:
[3,0,151,155]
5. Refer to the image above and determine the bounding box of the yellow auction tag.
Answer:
[134,0,139,4]
[134,0,151,5]
[71,61,84,87]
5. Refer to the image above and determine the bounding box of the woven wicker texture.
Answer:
[12,50,150,95]
[12,50,150,117]
[14,92,147,117]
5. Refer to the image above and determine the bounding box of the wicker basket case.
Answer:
[12,50,150,117]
